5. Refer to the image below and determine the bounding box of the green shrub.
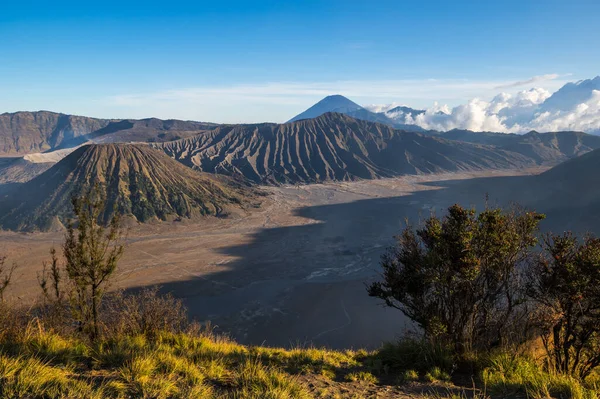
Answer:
[368,204,544,353]
[526,232,600,379]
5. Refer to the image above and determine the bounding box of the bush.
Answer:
[0,302,27,345]
[368,204,544,353]
[526,233,600,379]
[103,287,188,338]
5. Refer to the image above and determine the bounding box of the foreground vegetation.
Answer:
[1,316,598,398]
[0,191,599,398]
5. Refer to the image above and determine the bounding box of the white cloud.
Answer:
[405,86,600,134]
[494,74,560,89]
[102,74,600,133]
[525,90,600,132]
[106,76,569,123]
[410,98,510,132]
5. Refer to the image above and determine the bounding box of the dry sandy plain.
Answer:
[1,168,549,350]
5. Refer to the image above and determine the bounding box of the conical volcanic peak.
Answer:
[287,95,364,122]
[0,143,248,231]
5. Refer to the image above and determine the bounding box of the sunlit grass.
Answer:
[482,353,599,399]
[0,354,101,399]
[0,327,364,399]
[1,326,598,398]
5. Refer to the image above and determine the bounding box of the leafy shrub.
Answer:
[368,204,544,353]
[526,233,600,379]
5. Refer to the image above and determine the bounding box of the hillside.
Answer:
[2,313,564,399]
[0,144,248,231]
[156,112,533,184]
[440,129,600,163]
[87,118,218,144]
[528,147,600,209]
[0,157,53,184]
[0,111,218,155]
[0,111,110,155]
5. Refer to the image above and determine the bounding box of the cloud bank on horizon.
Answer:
[366,76,600,134]
[104,75,571,124]
[101,74,600,133]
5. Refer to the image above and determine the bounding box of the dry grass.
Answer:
[0,319,598,398]
[0,325,368,399]
[482,353,599,399]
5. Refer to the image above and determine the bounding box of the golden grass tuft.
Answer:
[482,353,598,399]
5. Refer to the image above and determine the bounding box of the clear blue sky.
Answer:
[1,0,599,122]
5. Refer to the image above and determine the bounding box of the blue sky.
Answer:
[1,0,599,123]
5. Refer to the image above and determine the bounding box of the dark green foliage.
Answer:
[526,233,600,379]
[62,187,125,341]
[368,204,545,353]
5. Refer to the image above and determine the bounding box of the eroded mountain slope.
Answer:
[156,113,533,184]
[0,144,249,231]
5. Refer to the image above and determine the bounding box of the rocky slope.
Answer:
[0,144,248,231]
[156,112,533,184]
[0,111,218,155]
[441,129,600,164]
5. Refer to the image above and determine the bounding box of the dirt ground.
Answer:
[0,168,548,350]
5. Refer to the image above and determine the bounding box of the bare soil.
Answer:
[1,168,547,349]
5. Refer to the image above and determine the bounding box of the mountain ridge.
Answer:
[155,112,534,184]
[0,111,218,156]
[437,128,600,163]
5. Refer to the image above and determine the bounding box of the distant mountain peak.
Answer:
[287,95,362,122]
[321,94,353,101]
[286,95,425,132]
